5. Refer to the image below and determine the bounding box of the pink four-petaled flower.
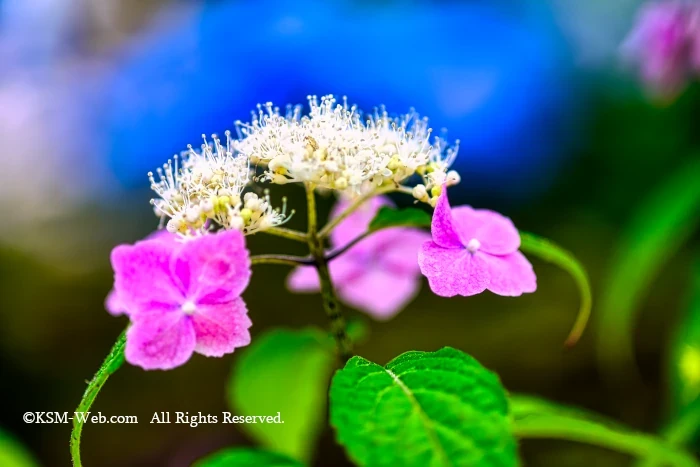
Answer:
[110,230,252,370]
[106,230,178,317]
[287,196,430,320]
[418,188,536,297]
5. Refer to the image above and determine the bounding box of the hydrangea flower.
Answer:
[149,133,292,237]
[235,95,460,201]
[105,230,178,316]
[622,1,700,96]
[418,187,536,297]
[287,196,430,320]
[110,230,252,370]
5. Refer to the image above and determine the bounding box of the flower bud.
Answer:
[245,197,261,211]
[229,215,245,230]
[387,155,401,171]
[166,216,184,234]
[240,208,252,223]
[269,155,291,173]
[412,184,429,201]
[334,177,348,190]
[271,173,288,184]
[218,195,231,209]
[185,206,201,224]
[324,161,339,173]
[200,197,215,214]
[446,170,461,186]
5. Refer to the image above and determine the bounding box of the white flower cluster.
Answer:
[234,95,460,204]
[149,133,292,236]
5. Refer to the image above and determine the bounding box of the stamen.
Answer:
[181,301,197,315]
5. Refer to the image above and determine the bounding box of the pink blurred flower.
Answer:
[287,196,430,320]
[418,188,536,297]
[105,230,179,316]
[110,230,252,370]
[622,1,700,97]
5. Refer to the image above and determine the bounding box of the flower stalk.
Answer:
[318,184,406,239]
[70,328,127,467]
[513,415,697,466]
[264,226,308,243]
[305,183,353,361]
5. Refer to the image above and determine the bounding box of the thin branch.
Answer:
[305,182,318,237]
[251,254,314,267]
[317,184,412,239]
[263,226,308,243]
[325,231,372,262]
[71,329,127,466]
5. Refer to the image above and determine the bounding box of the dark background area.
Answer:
[1,0,699,465]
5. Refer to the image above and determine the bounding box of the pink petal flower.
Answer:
[431,189,463,249]
[288,255,421,320]
[191,298,252,357]
[478,251,537,297]
[171,230,251,304]
[286,250,362,293]
[111,230,253,370]
[105,289,125,316]
[419,188,536,298]
[288,195,429,319]
[125,312,196,370]
[338,268,421,320]
[451,206,520,255]
[286,265,321,292]
[369,229,428,274]
[111,240,184,315]
[418,242,489,297]
[105,230,180,316]
[330,196,393,250]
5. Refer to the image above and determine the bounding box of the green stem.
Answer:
[317,184,409,239]
[264,226,308,243]
[305,183,352,361]
[519,232,592,348]
[513,416,698,467]
[314,257,353,362]
[250,254,314,267]
[71,329,127,466]
[305,183,318,237]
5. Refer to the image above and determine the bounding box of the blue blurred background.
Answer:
[2,0,699,466]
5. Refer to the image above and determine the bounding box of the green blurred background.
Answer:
[1,0,699,465]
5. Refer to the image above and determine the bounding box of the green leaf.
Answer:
[510,395,698,466]
[193,448,305,467]
[228,328,335,463]
[597,159,700,379]
[519,232,592,347]
[0,427,39,467]
[368,206,431,232]
[329,347,518,467]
